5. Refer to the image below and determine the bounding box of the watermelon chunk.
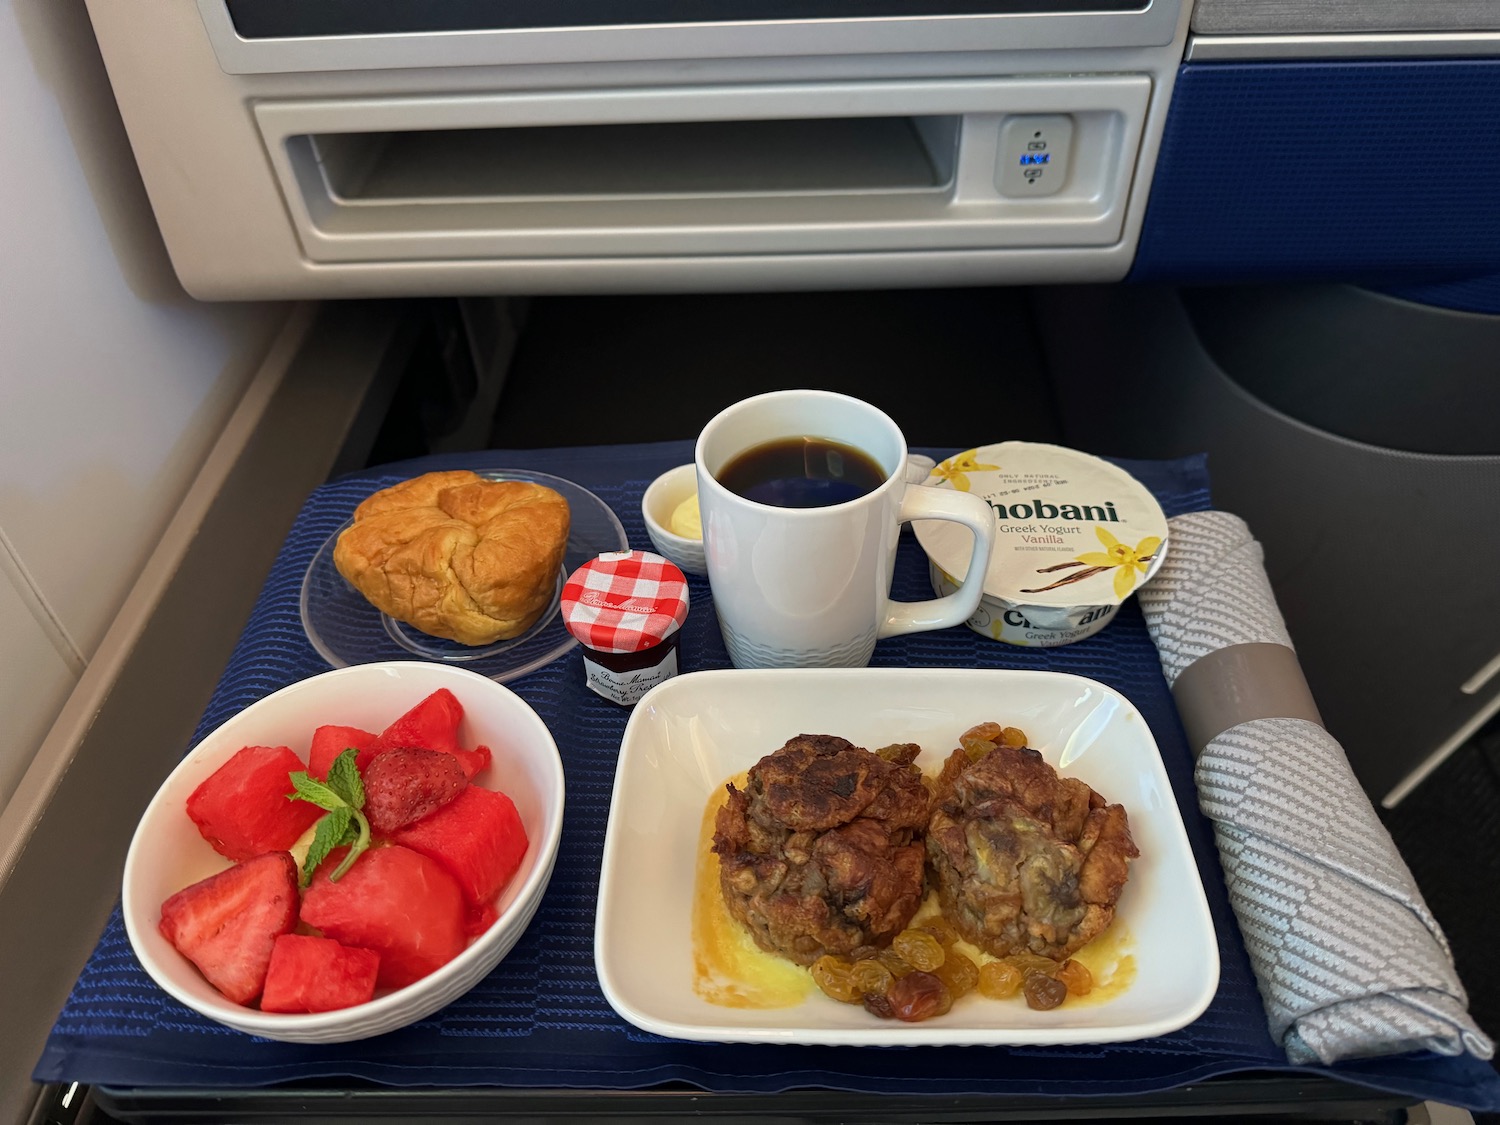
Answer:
[393,786,529,908]
[450,744,491,782]
[300,845,467,989]
[308,724,382,780]
[158,851,299,1004]
[378,689,463,755]
[464,901,499,939]
[260,934,380,1013]
[186,745,323,861]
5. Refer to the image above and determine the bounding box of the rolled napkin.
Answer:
[1139,509,1494,1066]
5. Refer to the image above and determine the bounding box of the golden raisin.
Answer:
[1004,953,1060,975]
[810,955,861,1004]
[892,929,946,973]
[999,726,1029,749]
[877,948,915,978]
[933,949,979,999]
[963,721,1006,744]
[1057,959,1094,996]
[887,971,953,1022]
[959,723,1002,761]
[850,958,895,998]
[917,917,961,947]
[977,960,1024,999]
[1023,972,1068,1011]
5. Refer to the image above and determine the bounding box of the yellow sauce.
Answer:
[692,771,1135,1015]
[691,773,813,1009]
[1068,920,1137,1006]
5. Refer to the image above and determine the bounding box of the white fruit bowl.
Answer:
[122,661,565,1043]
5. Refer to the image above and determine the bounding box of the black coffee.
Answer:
[717,436,887,508]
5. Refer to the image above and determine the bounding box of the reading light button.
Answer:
[997,114,1074,198]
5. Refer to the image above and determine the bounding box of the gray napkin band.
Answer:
[1172,642,1325,757]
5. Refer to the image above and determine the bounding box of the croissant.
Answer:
[333,471,570,646]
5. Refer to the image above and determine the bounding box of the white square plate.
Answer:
[595,667,1219,1046]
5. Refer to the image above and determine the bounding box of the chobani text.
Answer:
[986,499,1120,521]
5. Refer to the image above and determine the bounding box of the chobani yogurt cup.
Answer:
[913,442,1168,647]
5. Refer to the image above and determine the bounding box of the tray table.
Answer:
[35,441,1500,1118]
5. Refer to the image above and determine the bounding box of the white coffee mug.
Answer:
[694,389,995,669]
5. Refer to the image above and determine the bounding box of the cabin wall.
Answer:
[0,0,290,813]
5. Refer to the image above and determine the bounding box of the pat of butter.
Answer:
[668,493,702,540]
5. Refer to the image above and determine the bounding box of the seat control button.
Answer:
[997,115,1074,198]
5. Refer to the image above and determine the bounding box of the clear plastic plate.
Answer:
[300,470,628,683]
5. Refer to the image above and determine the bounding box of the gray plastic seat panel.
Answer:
[1192,0,1500,35]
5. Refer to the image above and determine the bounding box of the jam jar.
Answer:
[560,550,690,706]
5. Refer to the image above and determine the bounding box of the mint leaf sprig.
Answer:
[287,749,370,886]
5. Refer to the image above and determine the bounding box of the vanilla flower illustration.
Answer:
[929,449,999,492]
[1021,527,1162,600]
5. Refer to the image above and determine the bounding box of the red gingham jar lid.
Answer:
[560,551,690,655]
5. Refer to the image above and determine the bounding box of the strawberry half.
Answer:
[158,851,300,1004]
[363,748,467,836]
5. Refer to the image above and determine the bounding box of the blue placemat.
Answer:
[34,441,1500,1112]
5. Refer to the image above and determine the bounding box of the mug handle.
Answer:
[879,486,995,639]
